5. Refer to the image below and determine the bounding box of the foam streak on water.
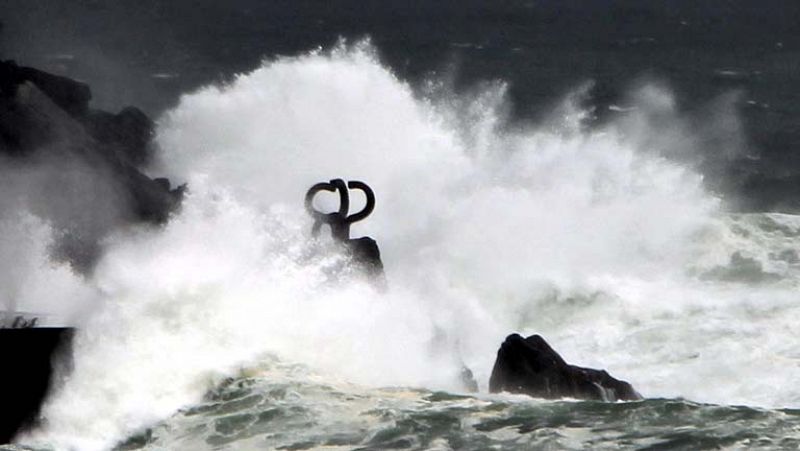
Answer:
[14,41,800,450]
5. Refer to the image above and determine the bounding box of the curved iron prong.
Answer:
[329,178,349,218]
[345,180,375,224]
[305,178,375,241]
[305,181,336,220]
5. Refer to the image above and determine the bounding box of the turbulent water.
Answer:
[4,42,800,450]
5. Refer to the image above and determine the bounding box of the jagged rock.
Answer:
[489,333,641,402]
[0,60,90,116]
[0,60,183,271]
[0,61,180,444]
[2,81,94,154]
[84,106,154,167]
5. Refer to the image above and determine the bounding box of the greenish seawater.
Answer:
[10,360,800,451]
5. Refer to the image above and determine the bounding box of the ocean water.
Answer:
[1,41,799,449]
[4,1,800,214]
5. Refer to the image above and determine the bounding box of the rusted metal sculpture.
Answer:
[305,179,384,283]
[305,178,375,241]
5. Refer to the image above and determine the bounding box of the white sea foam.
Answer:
[18,41,800,450]
[0,210,95,324]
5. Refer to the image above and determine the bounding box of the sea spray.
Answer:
[0,210,96,325]
[17,41,800,450]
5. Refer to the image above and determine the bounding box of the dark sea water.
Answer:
[3,2,800,450]
[5,364,800,450]
[68,374,800,450]
[3,0,799,210]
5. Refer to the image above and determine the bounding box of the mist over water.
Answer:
[13,42,800,450]
[0,154,119,324]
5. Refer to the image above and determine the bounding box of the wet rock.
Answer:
[84,106,154,167]
[0,60,90,116]
[0,60,183,271]
[345,236,385,280]
[1,80,92,155]
[489,333,641,402]
[0,328,74,444]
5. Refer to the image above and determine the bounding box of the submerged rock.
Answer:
[459,366,479,393]
[489,334,641,402]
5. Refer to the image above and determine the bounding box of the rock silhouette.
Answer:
[489,333,641,402]
[0,60,184,271]
[0,328,74,444]
[0,61,181,443]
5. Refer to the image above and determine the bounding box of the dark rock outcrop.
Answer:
[84,106,155,167]
[0,60,90,116]
[489,333,641,402]
[345,236,384,280]
[0,60,183,271]
[0,327,74,444]
[459,366,479,393]
[0,61,183,443]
